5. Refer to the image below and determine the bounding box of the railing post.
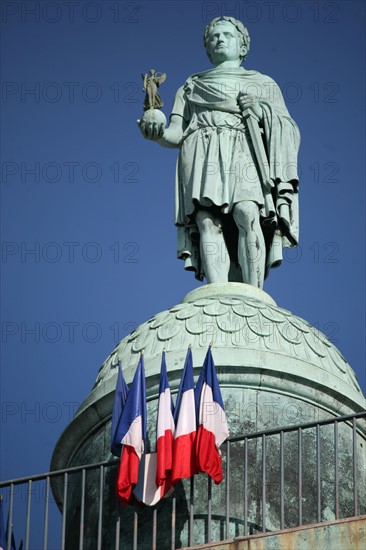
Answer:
[262,434,266,533]
[61,472,68,550]
[25,479,32,550]
[280,431,285,529]
[353,416,358,516]
[97,465,104,550]
[225,439,230,539]
[316,424,321,523]
[334,421,339,519]
[43,476,50,550]
[152,508,157,550]
[171,495,176,550]
[189,476,194,546]
[207,476,212,542]
[6,483,14,550]
[298,428,302,526]
[79,468,86,550]
[243,437,248,536]
[115,511,120,550]
[133,510,138,550]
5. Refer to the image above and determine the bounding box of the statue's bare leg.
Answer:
[196,209,230,283]
[233,201,265,288]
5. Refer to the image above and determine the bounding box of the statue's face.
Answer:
[207,22,245,65]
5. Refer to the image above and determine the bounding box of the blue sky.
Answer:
[1,0,365,544]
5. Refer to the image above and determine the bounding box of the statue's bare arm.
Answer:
[138,114,185,149]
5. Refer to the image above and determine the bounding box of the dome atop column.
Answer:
[51,283,365,477]
[88,283,364,413]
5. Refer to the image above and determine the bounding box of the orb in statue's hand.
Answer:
[138,109,167,141]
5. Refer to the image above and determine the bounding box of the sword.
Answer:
[242,108,273,191]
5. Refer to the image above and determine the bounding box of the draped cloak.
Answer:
[172,66,300,282]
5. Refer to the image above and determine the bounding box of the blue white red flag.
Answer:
[171,348,197,485]
[156,352,175,496]
[110,361,129,457]
[195,346,229,484]
[116,354,147,505]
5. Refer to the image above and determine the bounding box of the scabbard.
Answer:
[242,108,273,190]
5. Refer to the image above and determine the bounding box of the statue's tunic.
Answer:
[171,66,300,281]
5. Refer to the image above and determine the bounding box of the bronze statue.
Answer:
[139,18,300,288]
[142,69,166,111]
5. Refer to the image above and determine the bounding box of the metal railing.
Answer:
[1,411,365,550]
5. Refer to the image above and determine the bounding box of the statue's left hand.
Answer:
[237,92,263,120]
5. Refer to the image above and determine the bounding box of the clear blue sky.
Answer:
[1,0,365,544]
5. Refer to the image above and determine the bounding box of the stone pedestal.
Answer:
[51,284,366,548]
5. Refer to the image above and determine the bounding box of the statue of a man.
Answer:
[139,16,300,288]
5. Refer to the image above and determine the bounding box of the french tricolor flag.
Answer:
[110,361,129,457]
[171,348,197,485]
[116,354,147,505]
[195,347,229,484]
[155,352,175,496]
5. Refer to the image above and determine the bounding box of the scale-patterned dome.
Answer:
[82,283,364,417]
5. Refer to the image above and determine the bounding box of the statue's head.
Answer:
[204,16,250,64]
